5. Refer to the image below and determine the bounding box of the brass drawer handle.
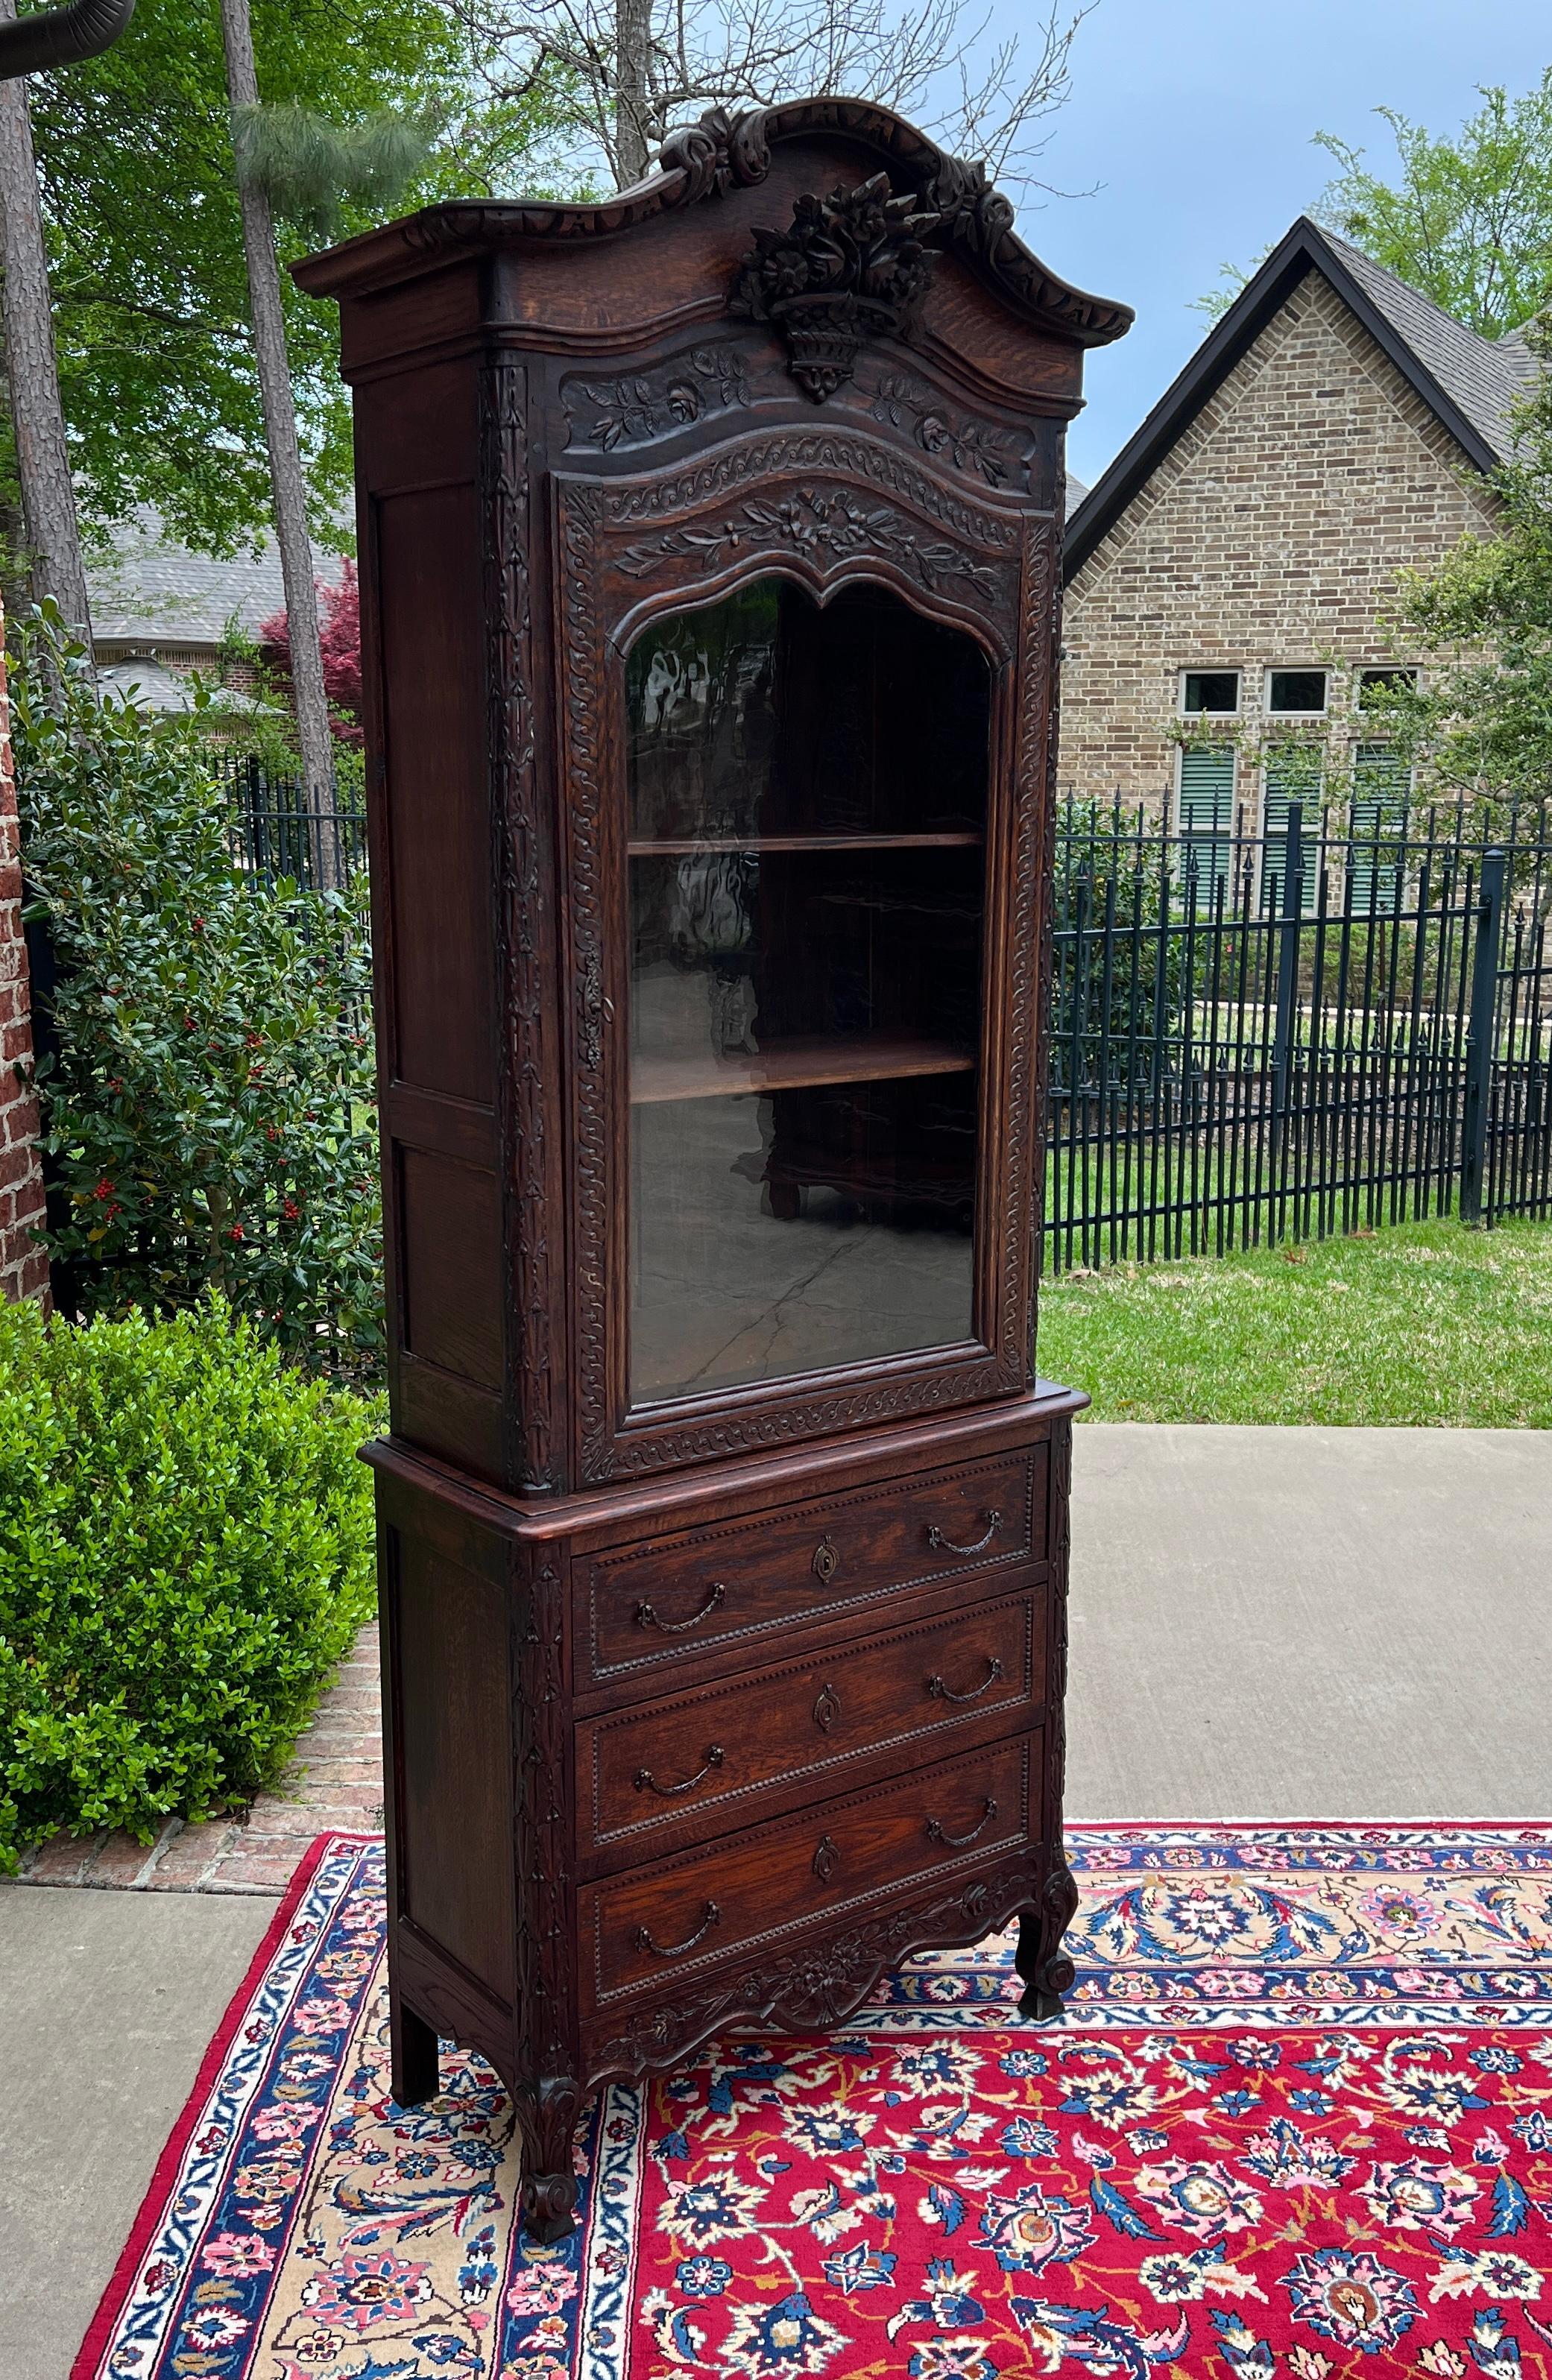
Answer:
[635,1901,721,1960]
[927,1796,998,1849]
[927,1655,1004,1705]
[634,1746,725,1798]
[634,1582,726,1635]
[927,1506,1003,1556]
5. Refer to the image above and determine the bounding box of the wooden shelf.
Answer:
[631,1034,975,1106]
[627,833,982,856]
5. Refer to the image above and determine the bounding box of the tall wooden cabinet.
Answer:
[297,100,1129,2243]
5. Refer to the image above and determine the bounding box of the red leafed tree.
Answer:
[259,560,362,744]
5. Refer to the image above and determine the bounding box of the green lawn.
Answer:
[1038,1214,1552,1426]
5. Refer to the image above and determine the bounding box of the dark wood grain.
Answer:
[580,1443,1039,1686]
[579,1584,1043,1861]
[314,98,1110,2240]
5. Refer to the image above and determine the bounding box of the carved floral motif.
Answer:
[617,484,1000,598]
[731,172,939,400]
[565,344,751,452]
[865,370,1019,487]
[479,356,554,1492]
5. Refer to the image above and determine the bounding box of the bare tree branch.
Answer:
[435,0,1095,199]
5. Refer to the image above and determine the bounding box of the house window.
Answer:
[1357,667,1418,708]
[1180,669,1240,716]
[1261,748,1321,914]
[1176,744,1235,907]
[1348,743,1412,912]
[1266,668,1328,716]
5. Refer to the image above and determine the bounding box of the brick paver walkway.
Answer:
[13,1622,384,1896]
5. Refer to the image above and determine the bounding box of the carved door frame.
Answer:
[552,426,1056,1483]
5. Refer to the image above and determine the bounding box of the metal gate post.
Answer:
[1461,848,1507,1225]
[1269,801,1304,1208]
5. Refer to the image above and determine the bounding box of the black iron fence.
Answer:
[1045,795,1552,1272]
[218,752,368,889]
[214,758,1552,1269]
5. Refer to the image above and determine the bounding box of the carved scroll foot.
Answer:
[517,2075,582,2241]
[390,2001,440,2108]
[522,2169,579,2244]
[1015,1857,1079,2025]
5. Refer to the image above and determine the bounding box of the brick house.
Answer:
[1059,216,1538,864]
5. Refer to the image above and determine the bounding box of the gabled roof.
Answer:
[1064,215,1539,579]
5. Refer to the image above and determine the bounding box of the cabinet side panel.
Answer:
[376,482,493,1103]
[397,1146,504,1387]
[391,1535,517,2006]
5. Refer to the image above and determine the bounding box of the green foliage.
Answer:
[0,1296,379,1871]
[232,99,440,247]
[22,0,577,560]
[1201,72,1552,334]
[1386,318,1552,802]
[13,610,382,1380]
[1314,77,1552,338]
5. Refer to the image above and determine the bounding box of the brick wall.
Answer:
[1060,271,1503,807]
[0,635,49,1304]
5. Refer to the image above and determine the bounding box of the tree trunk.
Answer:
[218,0,338,888]
[613,0,653,188]
[0,1,93,648]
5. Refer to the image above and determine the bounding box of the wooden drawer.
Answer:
[578,1442,1045,1689]
[581,1733,1034,2007]
[578,1586,1043,1860]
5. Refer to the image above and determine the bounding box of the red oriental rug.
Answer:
[72,1825,1552,2380]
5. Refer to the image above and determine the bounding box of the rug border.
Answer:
[64,1817,1552,2380]
[67,1831,376,2380]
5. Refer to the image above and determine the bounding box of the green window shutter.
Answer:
[1176,745,1234,908]
[1261,748,1321,914]
[1349,744,1410,912]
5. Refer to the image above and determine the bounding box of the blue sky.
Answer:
[1005,0,1550,486]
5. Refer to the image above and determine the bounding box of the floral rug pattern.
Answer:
[74,1825,1552,2380]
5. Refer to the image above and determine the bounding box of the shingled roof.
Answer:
[87,508,347,650]
[1066,215,1541,579]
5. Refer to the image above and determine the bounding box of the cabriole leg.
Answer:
[1016,1859,1079,2023]
[518,2077,581,2243]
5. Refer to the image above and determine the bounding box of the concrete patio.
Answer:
[4,1422,1551,2379]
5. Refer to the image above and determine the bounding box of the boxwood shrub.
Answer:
[0,1295,378,1871]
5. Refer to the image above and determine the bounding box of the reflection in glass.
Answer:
[625,579,991,1406]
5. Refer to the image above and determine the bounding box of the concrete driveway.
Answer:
[1067,1424,1552,1820]
[3,1422,1549,2379]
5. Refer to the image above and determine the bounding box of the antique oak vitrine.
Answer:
[298,101,1129,2243]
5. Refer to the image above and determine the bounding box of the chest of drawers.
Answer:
[368,1387,1080,2242]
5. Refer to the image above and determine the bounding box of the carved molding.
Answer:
[510,1551,579,2211]
[731,173,939,400]
[556,433,1032,1482]
[654,101,772,201]
[297,99,1132,356]
[587,1852,1044,2084]
[1040,1414,1078,2000]
[602,428,1021,555]
[617,485,1002,601]
[555,478,614,1482]
[861,370,1024,490]
[1000,520,1056,1379]
[479,357,554,1493]
[563,343,751,453]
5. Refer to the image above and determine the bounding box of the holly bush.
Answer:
[13,609,382,1380]
[0,1295,378,1870]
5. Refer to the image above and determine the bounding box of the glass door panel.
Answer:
[625,579,991,1407]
